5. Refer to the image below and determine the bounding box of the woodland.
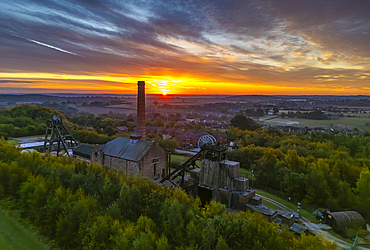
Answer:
[0,104,369,248]
[0,140,335,250]
[227,125,370,223]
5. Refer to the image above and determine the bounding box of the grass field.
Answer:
[171,154,201,167]
[0,209,49,250]
[261,113,370,132]
[255,189,317,223]
[262,200,281,210]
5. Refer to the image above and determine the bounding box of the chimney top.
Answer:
[130,132,142,143]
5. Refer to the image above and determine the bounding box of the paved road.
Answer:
[258,194,369,250]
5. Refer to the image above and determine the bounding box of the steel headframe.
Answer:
[43,115,78,156]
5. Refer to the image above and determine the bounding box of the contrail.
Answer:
[28,39,79,56]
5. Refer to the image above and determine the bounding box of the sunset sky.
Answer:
[0,0,369,95]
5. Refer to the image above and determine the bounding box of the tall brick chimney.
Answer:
[137,81,146,139]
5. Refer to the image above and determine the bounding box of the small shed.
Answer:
[277,210,295,227]
[324,211,366,231]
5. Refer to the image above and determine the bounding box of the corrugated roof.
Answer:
[100,137,152,162]
[329,211,366,229]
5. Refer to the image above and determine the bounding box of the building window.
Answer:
[152,157,159,163]
[154,163,157,175]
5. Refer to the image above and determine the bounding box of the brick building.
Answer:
[212,132,228,144]
[90,133,166,180]
[115,126,128,133]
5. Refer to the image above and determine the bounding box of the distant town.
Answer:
[1,93,370,138]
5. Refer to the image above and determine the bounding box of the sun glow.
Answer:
[1,72,370,95]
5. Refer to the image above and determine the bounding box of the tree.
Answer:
[230,115,260,131]
[153,117,165,127]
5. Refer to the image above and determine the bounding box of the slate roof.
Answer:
[175,128,184,133]
[116,126,128,131]
[185,129,196,134]
[100,137,152,162]
[165,128,175,133]
[73,144,94,159]
[197,131,208,136]
[177,134,187,141]
[155,127,166,132]
[188,134,199,139]
[213,132,228,138]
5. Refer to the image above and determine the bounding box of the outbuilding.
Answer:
[324,211,366,232]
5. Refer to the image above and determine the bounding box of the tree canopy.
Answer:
[230,115,261,131]
[0,140,335,250]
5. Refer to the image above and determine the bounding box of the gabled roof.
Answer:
[175,128,184,133]
[155,127,166,132]
[188,134,199,139]
[277,210,295,219]
[166,127,175,132]
[185,129,197,134]
[177,134,187,140]
[100,137,152,162]
[116,126,128,131]
[213,132,227,138]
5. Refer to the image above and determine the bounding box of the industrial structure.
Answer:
[160,135,252,209]
[74,81,167,180]
[137,81,146,139]
[43,114,78,156]
[89,133,166,179]
[323,210,366,233]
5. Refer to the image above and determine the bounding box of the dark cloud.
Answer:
[0,80,35,83]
